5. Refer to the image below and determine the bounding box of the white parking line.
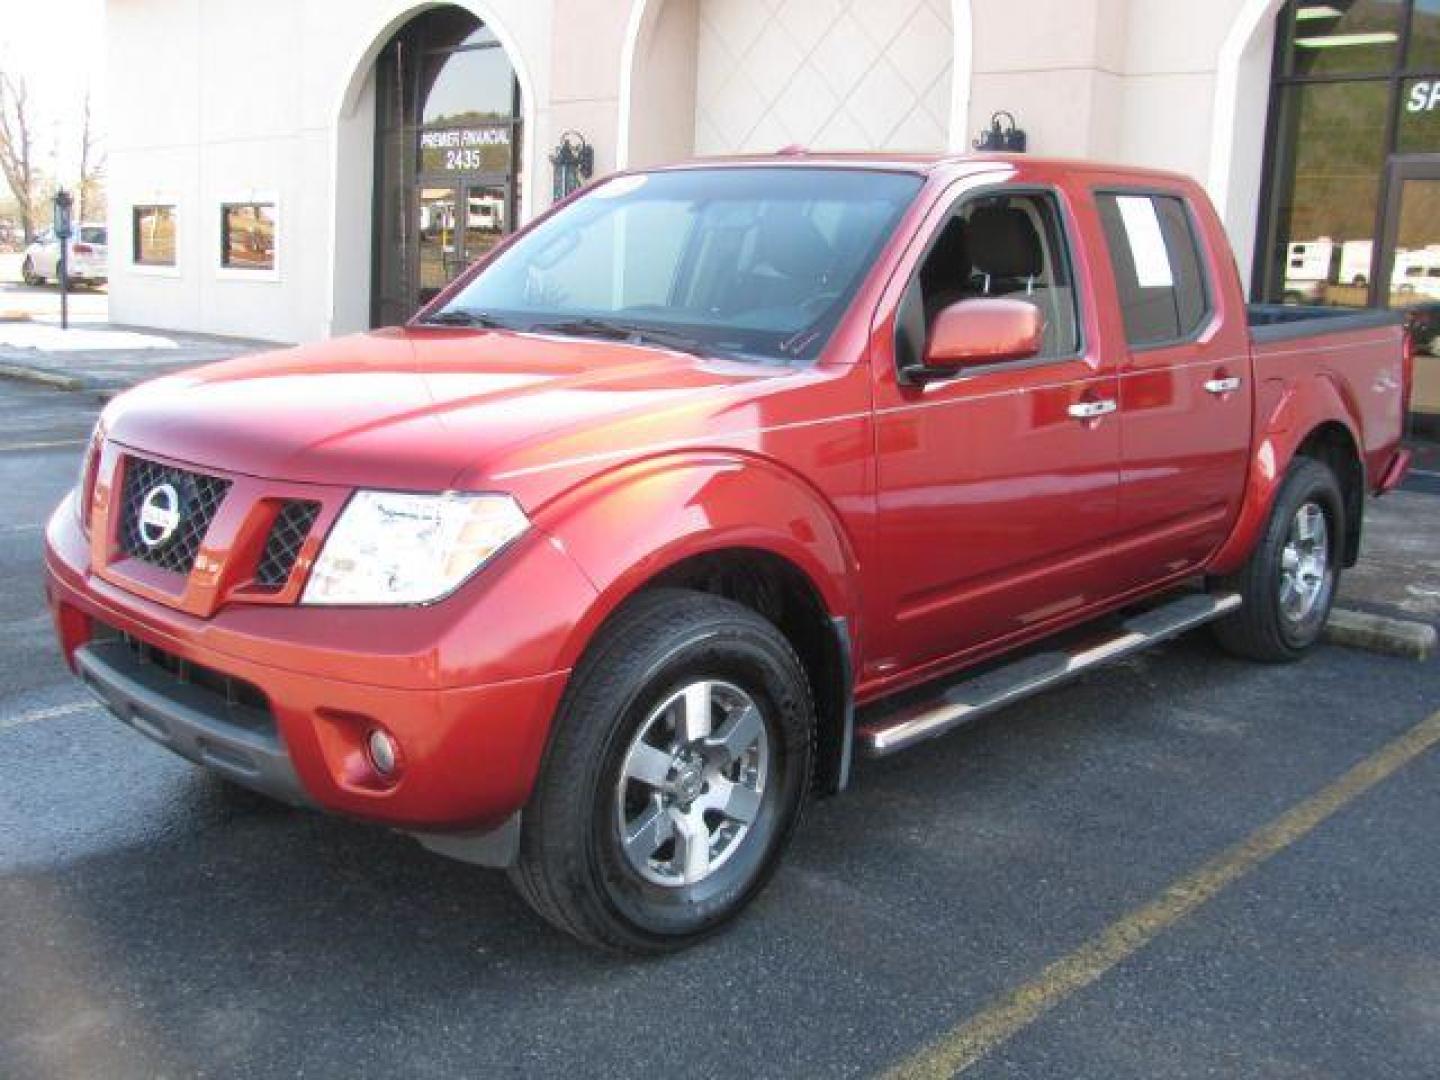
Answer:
[0,439,86,452]
[0,700,97,732]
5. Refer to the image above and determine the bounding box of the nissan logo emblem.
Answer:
[138,482,182,548]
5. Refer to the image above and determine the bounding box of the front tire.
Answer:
[1211,457,1344,662]
[21,257,43,286]
[509,589,814,953]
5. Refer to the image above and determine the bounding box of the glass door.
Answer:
[461,183,509,266]
[1379,158,1440,418]
[413,182,510,308]
[417,186,461,306]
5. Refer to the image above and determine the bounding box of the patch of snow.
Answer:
[0,323,177,352]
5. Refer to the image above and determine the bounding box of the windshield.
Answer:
[433,167,923,362]
[79,227,107,245]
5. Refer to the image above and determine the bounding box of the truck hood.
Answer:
[102,327,795,505]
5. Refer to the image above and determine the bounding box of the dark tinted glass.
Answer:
[1284,0,1403,76]
[1409,0,1440,68]
[1399,78,1440,152]
[1096,193,1210,347]
[1155,198,1207,332]
[1263,79,1388,306]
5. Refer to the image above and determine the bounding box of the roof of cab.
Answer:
[640,150,1199,187]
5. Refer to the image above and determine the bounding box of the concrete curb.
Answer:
[0,362,96,392]
[1325,607,1437,661]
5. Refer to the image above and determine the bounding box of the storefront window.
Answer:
[1285,0,1405,76]
[132,205,176,266]
[1399,77,1440,150]
[1260,0,1440,314]
[1265,81,1389,304]
[1410,0,1440,67]
[220,203,276,271]
[421,31,513,124]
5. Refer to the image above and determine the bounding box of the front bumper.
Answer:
[45,488,592,837]
[75,635,313,807]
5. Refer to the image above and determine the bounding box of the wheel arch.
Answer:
[1292,420,1364,566]
[1211,387,1365,576]
[537,452,863,794]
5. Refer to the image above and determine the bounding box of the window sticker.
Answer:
[1116,195,1174,289]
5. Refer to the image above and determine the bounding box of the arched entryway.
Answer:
[367,5,525,326]
[618,0,972,168]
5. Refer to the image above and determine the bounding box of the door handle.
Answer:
[1068,399,1117,421]
[1204,376,1242,395]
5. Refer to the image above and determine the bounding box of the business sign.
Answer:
[418,125,512,174]
[1400,79,1440,154]
[1407,81,1440,113]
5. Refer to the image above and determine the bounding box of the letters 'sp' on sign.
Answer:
[1408,81,1440,113]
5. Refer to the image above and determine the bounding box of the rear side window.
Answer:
[1096,192,1209,347]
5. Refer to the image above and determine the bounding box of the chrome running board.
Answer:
[857,592,1242,758]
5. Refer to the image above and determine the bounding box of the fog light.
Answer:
[367,728,399,777]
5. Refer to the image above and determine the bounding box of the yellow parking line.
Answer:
[884,708,1440,1080]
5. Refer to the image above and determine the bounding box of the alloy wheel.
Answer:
[1279,501,1329,623]
[615,679,769,887]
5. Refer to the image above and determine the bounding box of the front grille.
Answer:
[118,456,231,575]
[255,500,321,588]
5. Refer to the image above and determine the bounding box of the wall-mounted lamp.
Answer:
[973,111,1027,153]
[550,131,595,201]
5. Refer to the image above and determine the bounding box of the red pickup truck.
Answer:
[45,154,1413,952]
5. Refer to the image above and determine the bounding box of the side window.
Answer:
[1096,192,1210,347]
[896,191,1081,372]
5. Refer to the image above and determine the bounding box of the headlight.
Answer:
[74,421,103,530]
[301,491,529,606]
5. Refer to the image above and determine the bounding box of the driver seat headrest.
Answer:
[968,205,1043,280]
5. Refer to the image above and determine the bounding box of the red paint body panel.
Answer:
[42,153,1410,832]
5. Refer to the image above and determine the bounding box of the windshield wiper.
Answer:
[528,317,723,359]
[419,308,510,329]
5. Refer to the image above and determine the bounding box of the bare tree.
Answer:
[77,90,105,222]
[0,70,38,241]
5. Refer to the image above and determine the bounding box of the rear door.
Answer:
[869,181,1124,680]
[1092,187,1252,587]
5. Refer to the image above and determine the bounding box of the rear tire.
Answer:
[1211,457,1344,663]
[509,588,814,953]
[21,257,43,286]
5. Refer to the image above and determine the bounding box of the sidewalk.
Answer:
[0,319,278,394]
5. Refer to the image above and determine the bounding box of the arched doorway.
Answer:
[371,5,523,327]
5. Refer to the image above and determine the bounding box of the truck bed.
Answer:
[1246,304,1408,492]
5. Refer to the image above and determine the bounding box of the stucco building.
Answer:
[105,0,1440,420]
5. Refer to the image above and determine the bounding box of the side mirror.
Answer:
[916,298,1043,379]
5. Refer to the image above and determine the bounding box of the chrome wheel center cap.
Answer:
[672,759,705,803]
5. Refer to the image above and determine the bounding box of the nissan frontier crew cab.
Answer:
[45,154,1414,953]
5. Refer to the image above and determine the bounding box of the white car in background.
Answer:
[21,224,108,286]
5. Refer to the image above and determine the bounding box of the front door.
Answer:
[870,187,1123,682]
[1378,158,1440,418]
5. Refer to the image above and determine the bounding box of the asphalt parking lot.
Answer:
[2,380,1439,1079]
